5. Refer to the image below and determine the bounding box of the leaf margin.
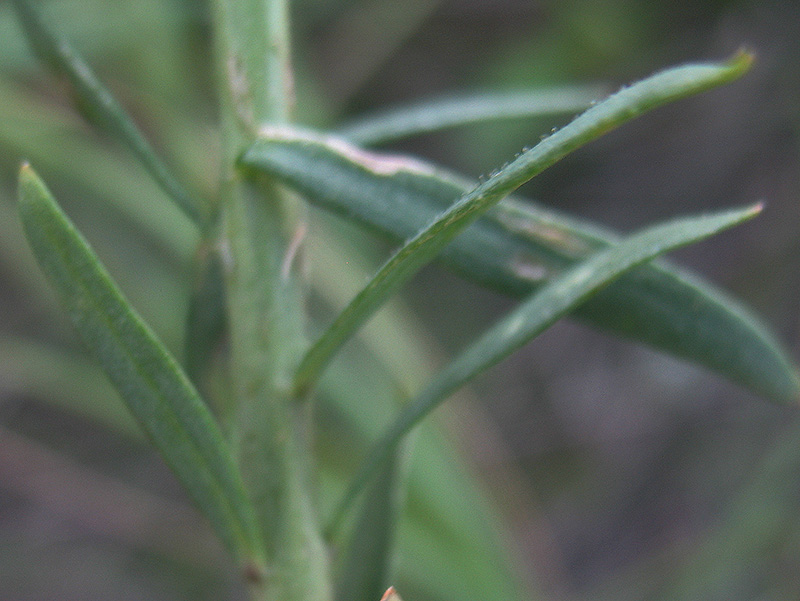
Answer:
[16,163,265,571]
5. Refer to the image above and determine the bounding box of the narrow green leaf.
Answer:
[16,165,264,569]
[336,86,606,145]
[238,105,799,406]
[243,52,757,397]
[11,0,209,227]
[328,203,763,532]
[310,225,541,601]
[334,441,410,601]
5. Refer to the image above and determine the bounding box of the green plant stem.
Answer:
[210,1,331,601]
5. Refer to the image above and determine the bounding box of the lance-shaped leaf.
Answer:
[241,53,782,398]
[17,165,264,568]
[11,0,208,226]
[334,441,410,601]
[336,86,606,145]
[327,204,763,531]
[239,131,800,405]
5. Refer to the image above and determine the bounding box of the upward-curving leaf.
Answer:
[240,53,788,400]
[327,204,763,531]
[17,165,264,570]
[11,0,209,227]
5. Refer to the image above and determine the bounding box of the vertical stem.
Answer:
[210,2,331,601]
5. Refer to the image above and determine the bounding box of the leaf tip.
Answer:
[728,48,755,77]
[17,162,41,200]
[18,159,50,189]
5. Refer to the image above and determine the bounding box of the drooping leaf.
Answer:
[328,203,763,530]
[336,86,606,145]
[240,52,795,402]
[11,0,209,226]
[236,107,798,406]
[17,165,264,568]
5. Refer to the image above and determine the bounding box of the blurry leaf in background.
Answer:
[334,439,410,601]
[10,0,209,226]
[336,85,607,145]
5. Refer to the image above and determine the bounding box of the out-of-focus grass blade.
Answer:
[236,116,799,407]
[16,165,264,568]
[328,204,763,531]
[0,83,198,262]
[310,223,542,601]
[336,86,606,145]
[334,441,410,601]
[10,0,209,227]
[317,347,539,601]
[0,335,140,438]
[242,52,773,399]
[651,418,800,600]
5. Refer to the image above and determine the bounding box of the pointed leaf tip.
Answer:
[746,201,764,217]
[731,48,756,72]
[18,162,39,189]
[18,163,46,202]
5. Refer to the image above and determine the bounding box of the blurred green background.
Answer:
[1,1,800,600]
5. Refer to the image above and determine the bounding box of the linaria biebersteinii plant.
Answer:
[2,1,799,601]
